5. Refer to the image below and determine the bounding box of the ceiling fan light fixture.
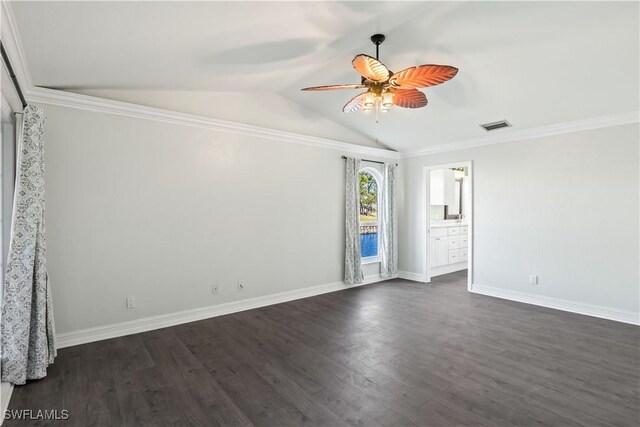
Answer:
[301,34,457,121]
[363,92,375,110]
[381,92,394,108]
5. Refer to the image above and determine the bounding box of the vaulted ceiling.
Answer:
[11,1,640,151]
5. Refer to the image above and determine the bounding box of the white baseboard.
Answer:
[398,271,425,282]
[1,382,14,424]
[55,274,387,349]
[471,284,640,325]
[430,262,467,277]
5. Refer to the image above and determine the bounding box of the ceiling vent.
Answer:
[480,120,511,132]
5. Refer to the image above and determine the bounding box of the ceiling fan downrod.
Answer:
[370,34,385,60]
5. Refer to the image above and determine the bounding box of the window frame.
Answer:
[358,166,383,264]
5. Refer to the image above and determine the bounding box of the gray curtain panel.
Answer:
[1,105,56,385]
[380,163,398,278]
[344,157,363,285]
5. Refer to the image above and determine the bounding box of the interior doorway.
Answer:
[423,162,473,290]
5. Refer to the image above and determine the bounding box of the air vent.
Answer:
[480,120,511,132]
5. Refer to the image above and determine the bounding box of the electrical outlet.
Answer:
[529,275,539,285]
[237,281,244,291]
[126,295,136,308]
[212,284,218,294]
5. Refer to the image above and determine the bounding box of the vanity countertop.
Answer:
[430,221,468,228]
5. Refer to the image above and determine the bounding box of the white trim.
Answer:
[0,382,14,424]
[401,111,640,158]
[55,274,387,349]
[0,4,399,160]
[27,87,401,159]
[359,166,383,262]
[0,1,33,90]
[2,2,638,159]
[398,271,425,282]
[423,161,474,290]
[23,87,640,161]
[471,284,640,326]
[430,262,468,277]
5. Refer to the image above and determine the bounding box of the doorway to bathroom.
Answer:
[423,162,473,290]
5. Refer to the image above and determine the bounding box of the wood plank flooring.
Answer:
[6,271,640,426]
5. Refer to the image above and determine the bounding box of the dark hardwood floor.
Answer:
[7,271,640,426]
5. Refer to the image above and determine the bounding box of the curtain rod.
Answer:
[340,155,398,166]
[0,40,28,109]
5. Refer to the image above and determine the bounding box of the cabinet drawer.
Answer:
[448,227,460,236]
[430,228,447,237]
[460,248,468,262]
[448,237,459,249]
[460,235,468,248]
[448,250,460,264]
[460,226,468,234]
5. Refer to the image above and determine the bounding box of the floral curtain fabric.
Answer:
[1,105,56,385]
[380,163,398,278]
[344,157,363,285]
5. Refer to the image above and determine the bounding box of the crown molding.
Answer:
[27,86,401,159]
[1,3,399,161]
[1,1,32,89]
[3,2,637,160]
[400,110,640,158]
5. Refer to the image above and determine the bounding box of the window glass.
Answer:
[359,171,378,258]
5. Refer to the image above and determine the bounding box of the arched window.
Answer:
[359,168,382,260]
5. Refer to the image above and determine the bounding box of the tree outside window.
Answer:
[359,170,379,258]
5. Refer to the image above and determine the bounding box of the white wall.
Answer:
[400,123,640,319]
[34,102,640,336]
[40,104,391,335]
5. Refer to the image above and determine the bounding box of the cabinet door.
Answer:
[436,237,448,266]
[430,237,448,267]
[429,238,439,267]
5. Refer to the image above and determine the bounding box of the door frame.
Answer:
[422,161,474,291]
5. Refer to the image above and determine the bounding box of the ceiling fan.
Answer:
[302,34,458,122]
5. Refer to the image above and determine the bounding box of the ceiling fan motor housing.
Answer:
[371,34,386,45]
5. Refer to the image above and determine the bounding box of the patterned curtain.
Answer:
[344,157,363,285]
[1,105,56,385]
[380,163,398,278]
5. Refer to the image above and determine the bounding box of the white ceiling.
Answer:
[11,1,640,151]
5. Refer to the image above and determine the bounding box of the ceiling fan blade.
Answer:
[391,89,428,108]
[343,92,367,113]
[301,84,365,91]
[390,65,458,89]
[352,54,391,82]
